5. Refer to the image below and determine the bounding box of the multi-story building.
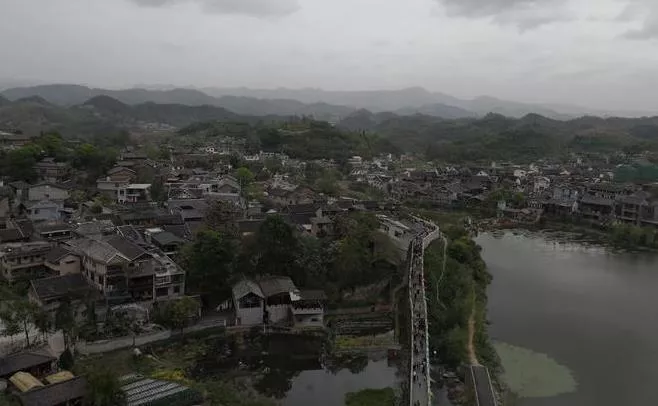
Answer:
[27,183,69,202]
[64,235,185,304]
[118,184,151,204]
[34,158,70,183]
[0,242,52,282]
[96,167,136,201]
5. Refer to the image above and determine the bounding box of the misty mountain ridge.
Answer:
[3,83,655,121]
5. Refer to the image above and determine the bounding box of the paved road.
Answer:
[408,217,438,406]
[471,365,497,406]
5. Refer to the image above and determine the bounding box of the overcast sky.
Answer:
[1,0,658,110]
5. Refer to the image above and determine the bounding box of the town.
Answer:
[1,120,658,406]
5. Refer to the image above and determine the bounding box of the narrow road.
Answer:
[467,298,479,366]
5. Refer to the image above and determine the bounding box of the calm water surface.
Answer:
[283,359,398,406]
[477,231,658,406]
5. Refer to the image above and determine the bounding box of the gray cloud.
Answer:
[619,1,658,39]
[128,0,300,17]
[435,0,568,29]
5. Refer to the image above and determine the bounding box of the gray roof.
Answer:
[299,290,328,301]
[30,274,90,301]
[580,195,615,206]
[44,246,75,263]
[104,235,148,261]
[117,225,148,246]
[0,349,55,377]
[257,276,298,297]
[74,220,115,237]
[232,279,264,299]
[18,376,87,406]
[37,223,72,234]
[65,238,127,265]
[151,231,185,246]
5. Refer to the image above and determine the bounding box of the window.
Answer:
[173,286,181,294]
[156,287,168,297]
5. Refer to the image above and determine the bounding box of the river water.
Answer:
[477,231,658,406]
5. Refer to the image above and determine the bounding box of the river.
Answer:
[477,231,658,406]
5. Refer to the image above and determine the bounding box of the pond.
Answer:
[191,332,401,406]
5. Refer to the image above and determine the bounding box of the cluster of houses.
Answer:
[359,158,658,227]
[0,347,202,406]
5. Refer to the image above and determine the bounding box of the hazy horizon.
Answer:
[3,0,658,112]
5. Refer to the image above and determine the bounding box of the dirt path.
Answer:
[467,289,480,366]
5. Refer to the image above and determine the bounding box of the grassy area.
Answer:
[333,331,395,350]
[345,388,397,406]
[74,333,276,406]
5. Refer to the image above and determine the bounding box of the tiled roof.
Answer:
[44,246,75,263]
[151,231,185,246]
[104,235,148,261]
[0,349,55,377]
[232,279,264,299]
[257,276,298,297]
[65,238,127,265]
[30,274,90,301]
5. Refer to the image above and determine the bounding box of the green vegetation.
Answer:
[424,225,500,373]
[344,388,396,406]
[84,366,127,406]
[179,119,398,162]
[338,110,658,162]
[608,223,658,250]
[182,211,400,307]
[495,342,576,399]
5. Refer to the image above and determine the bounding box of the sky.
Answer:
[1,0,658,110]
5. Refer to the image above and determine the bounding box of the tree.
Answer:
[55,298,77,349]
[165,297,200,333]
[235,167,255,189]
[84,367,126,406]
[255,216,299,279]
[149,177,167,203]
[58,348,75,370]
[5,146,40,182]
[0,310,20,345]
[181,230,238,301]
[0,301,39,348]
[204,200,240,236]
[36,132,65,159]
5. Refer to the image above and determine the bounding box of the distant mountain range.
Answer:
[4,83,656,121]
[201,86,658,119]
[0,93,275,137]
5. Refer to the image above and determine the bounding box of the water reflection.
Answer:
[190,331,399,406]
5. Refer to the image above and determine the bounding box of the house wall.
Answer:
[28,185,69,201]
[0,197,9,217]
[293,311,324,327]
[236,306,263,326]
[267,304,290,324]
[234,294,263,326]
[1,255,48,282]
[46,254,81,275]
[27,205,61,222]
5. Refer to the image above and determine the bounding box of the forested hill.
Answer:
[0,95,285,137]
[1,84,353,122]
[338,110,658,161]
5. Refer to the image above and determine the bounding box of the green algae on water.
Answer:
[494,342,577,398]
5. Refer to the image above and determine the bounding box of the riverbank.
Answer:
[410,205,658,253]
